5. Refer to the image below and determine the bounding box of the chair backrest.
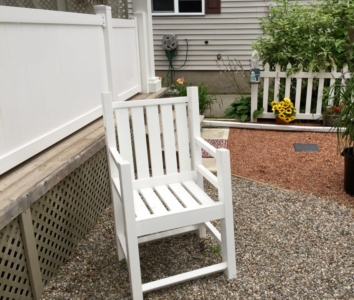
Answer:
[104,87,201,181]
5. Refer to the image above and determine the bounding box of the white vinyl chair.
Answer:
[101,86,236,299]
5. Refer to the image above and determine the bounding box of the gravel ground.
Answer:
[41,177,354,300]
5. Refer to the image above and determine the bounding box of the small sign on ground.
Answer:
[294,143,320,152]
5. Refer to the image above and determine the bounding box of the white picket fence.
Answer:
[0,6,141,175]
[251,63,350,122]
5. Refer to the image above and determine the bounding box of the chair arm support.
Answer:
[195,136,216,157]
[196,164,218,188]
[194,137,231,191]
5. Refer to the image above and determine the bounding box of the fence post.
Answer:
[132,0,161,93]
[250,83,259,122]
[94,5,120,102]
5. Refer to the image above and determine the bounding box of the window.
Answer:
[152,0,204,16]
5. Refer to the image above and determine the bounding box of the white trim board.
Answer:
[202,120,345,133]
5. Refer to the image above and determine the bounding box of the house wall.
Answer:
[129,0,270,72]
[128,0,309,93]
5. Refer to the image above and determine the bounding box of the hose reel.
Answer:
[161,34,188,86]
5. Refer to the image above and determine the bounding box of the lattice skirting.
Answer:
[0,147,111,299]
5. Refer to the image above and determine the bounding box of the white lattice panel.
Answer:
[31,148,111,285]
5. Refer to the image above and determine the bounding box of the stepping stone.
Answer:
[294,143,320,152]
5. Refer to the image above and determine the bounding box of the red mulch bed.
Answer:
[227,127,354,209]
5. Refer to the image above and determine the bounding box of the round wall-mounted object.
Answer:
[162,35,178,51]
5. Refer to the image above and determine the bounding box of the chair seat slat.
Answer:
[133,190,151,218]
[154,185,184,212]
[140,187,168,215]
[182,181,215,205]
[168,183,200,208]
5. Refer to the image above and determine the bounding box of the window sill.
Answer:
[152,12,205,16]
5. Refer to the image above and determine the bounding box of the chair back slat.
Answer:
[115,108,135,176]
[145,105,164,177]
[112,88,200,179]
[160,104,178,175]
[131,107,150,179]
[174,103,191,172]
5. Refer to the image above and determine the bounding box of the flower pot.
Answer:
[341,147,354,196]
[324,115,340,126]
[276,116,289,125]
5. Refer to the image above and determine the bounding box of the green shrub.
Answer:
[224,95,264,122]
[253,0,354,72]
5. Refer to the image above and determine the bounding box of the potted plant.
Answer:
[271,98,297,124]
[332,75,354,196]
[322,80,345,126]
[323,103,343,126]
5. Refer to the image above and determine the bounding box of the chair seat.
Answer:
[133,180,216,218]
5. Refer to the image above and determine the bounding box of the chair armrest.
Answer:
[194,136,216,157]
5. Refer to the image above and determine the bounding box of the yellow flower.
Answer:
[176,77,184,85]
[286,108,292,114]
[278,113,285,119]
[285,117,291,123]
[278,108,286,113]
[290,116,296,121]
[284,98,291,103]
[270,100,276,106]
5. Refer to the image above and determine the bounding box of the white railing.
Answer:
[251,63,349,122]
[0,6,141,175]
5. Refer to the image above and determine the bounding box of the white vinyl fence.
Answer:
[0,5,141,175]
[251,63,349,122]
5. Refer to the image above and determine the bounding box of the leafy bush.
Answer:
[253,0,354,72]
[224,95,264,122]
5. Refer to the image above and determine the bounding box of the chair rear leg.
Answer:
[197,224,207,238]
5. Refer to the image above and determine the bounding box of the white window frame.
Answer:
[152,0,205,16]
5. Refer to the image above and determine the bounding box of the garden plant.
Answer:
[174,77,218,115]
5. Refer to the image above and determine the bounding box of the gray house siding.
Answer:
[128,0,309,96]
[128,0,310,72]
[129,0,270,71]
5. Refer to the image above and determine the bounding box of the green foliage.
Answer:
[225,95,263,122]
[330,75,354,151]
[175,81,218,114]
[253,107,264,120]
[209,244,221,255]
[253,0,354,72]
